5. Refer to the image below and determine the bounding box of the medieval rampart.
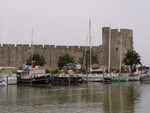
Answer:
[0,27,133,69]
[0,44,101,69]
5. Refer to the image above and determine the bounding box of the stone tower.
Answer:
[102,27,133,69]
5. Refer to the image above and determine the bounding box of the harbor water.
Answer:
[0,82,150,113]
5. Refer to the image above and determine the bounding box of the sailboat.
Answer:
[81,19,104,82]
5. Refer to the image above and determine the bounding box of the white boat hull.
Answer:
[129,74,140,81]
[0,80,6,86]
[140,73,150,81]
[1,74,17,85]
[81,74,103,82]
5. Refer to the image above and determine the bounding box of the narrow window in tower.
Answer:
[116,47,118,51]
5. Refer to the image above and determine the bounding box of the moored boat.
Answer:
[81,69,104,82]
[111,76,128,82]
[0,79,6,86]
[103,76,111,82]
[82,75,103,82]
[17,66,52,85]
[17,74,52,84]
[128,73,140,81]
[0,70,17,85]
[140,72,150,81]
[1,74,17,85]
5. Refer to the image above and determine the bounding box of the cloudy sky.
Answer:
[0,0,150,65]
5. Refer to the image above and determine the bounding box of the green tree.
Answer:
[26,53,46,66]
[123,50,141,72]
[79,50,99,72]
[57,53,75,69]
[46,69,59,74]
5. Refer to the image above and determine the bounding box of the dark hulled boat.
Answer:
[17,74,52,84]
[17,65,52,85]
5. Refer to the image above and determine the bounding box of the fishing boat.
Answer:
[17,71,52,85]
[17,63,52,85]
[17,29,52,85]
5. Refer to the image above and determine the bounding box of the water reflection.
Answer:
[0,82,148,113]
[103,82,139,113]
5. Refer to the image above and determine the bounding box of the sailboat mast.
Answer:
[89,19,92,73]
[31,28,34,61]
[108,26,111,73]
[119,33,123,74]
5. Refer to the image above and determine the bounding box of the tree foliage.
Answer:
[26,53,46,66]
[57,53,75,69]
[123,50,141,72]
[79,50,99,70]
[46,69,59,74]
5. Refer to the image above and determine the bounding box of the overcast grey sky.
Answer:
[0,0,150,65]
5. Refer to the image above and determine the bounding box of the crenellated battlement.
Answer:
[0,27,133,69]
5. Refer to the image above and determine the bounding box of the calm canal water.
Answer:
[0,82,150,113]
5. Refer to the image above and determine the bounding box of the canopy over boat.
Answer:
[22,66,30,71]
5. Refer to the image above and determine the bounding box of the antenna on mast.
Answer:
[89,18,92,73]
[31,28,33,46]
[31,28,35,68]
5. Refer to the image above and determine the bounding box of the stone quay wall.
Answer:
[0,27,133,69]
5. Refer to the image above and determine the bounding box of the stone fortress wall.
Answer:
[0,27,133,69]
